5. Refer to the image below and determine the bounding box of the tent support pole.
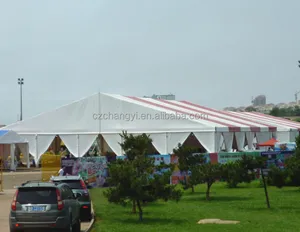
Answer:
[10,144,15,171]
[166,133,168,154]
[77,135,79,157]
[26,144,30,169]
[35,135,39,168]
[0,145,3,192]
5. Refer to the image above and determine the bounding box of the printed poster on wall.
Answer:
[260,151,294,176]
[217,152,260,164]
[61,157,77,175]
[61,156,108,188]
[274,142,296,152]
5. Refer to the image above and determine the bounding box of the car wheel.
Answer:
[72,218,81,232]
[67,214,73,232]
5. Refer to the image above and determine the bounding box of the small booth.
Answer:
[0,130,29,191]
[257,138,278,150]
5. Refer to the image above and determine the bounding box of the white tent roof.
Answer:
[3,92,291,134]
[0,130,28,144]
[2,93,300,159]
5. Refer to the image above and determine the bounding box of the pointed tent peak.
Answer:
[258,137,278,147]
[2,92,100,130]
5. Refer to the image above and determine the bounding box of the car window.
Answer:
[53,180,82,189]
[17,187,57,204]
[65,186,74,199]
[60,186,67,200]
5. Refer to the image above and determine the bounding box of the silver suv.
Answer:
[9,181,81,232]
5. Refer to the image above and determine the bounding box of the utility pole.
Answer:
[17,78,24,121]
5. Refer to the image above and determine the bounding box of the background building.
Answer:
[252,95,266,106]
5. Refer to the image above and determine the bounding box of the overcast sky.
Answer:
[0,0,299,124]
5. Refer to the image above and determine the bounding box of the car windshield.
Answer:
[53,180,82,189]
[17,187,57,204]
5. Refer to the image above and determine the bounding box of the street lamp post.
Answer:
[17,78,24,121]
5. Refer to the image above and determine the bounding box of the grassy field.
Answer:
[90,182,300,232]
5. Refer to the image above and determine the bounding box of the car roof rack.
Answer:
[21,180,52,186]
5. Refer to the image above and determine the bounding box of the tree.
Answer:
[222,155,261,188]
[269,107,281,116]
[267,166,287,188]
[173,143,205,192]
[245,106,256,112]
[284,135,300,186]
[192,163,222,200]
[103,132,182,221]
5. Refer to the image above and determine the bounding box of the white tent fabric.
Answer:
[0,130,27,144]
[37,135,55,161]
[215,132,222,152]
[235,132,245,151]
[256,132,272,144]
[60,135,78,156]
[20,135,37,157]
[222,132,234,152]
[276,131,290,142]
[102,134,122,155]
[245,132,255,150]
[166,132,190,154]
[78,134,98,157]
[149,133,167,154]
[193,131,220,153]
[0,130,29,169]
[290,130,299,142]
[60,134,97,157]
[2,93,300,154]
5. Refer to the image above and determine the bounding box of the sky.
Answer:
[0,0,300,125]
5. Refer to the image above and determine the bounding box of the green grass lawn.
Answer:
[90,182,300,232]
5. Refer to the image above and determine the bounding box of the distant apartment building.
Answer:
[143,94,175,100]
[252,95,266,106]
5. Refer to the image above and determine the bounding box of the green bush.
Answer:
[267,166,287,188]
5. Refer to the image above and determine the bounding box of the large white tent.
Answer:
[2,93,300,162]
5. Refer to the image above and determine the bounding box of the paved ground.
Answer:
[0,172,92,231]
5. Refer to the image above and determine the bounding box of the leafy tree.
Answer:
[269,106,300,117]
[284,135,300,186]
[103,132,182,221]
[173,143,205,192]
[245,106,256,112]
[191,163,222,200]
[222,162,243,188]
[267,166,287,188]
[222,155,262,188]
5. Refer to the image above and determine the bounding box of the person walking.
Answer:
[58,166,65,176]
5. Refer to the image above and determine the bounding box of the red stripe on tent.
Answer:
[159,99,261,132]
[180,100,277,132]
[249,112,300,130]
[127,96,241,132]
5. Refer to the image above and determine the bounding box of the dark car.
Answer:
[9,180,81,232]
[50,176,92,221]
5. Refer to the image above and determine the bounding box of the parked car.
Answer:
[9,180,81,232]
[50,175,92,221]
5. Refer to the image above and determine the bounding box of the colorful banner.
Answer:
[217,152,260,164]
[274,142,296,151]
[61,157,108,188]
[260,151,294,176]
[61,157,77,175]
